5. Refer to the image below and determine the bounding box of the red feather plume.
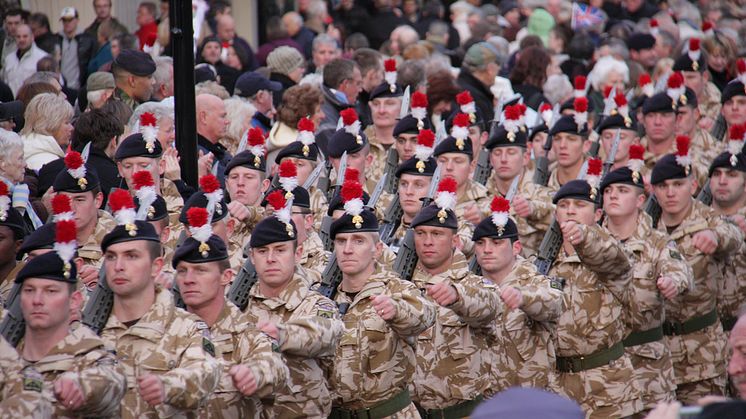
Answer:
[614,92,627,107]
[629,144,645,160]
[56,219,77,243]
[539,103,552,113]
[108,189,135,212]
[638,73,652,86]
[574,75,586,91]
[504,104,521,121]
[417,129,435,147]
[221,41,230,49]
[437,177,458,194]
[279,160,297,178]
[199,174,221,193]
[587,158,602,176]
[340,179,363,203]
[340,108,358,126]
[247,127,265,147]
[702,22,714,31]
[411,91,428,108]
[133,171,154,189]
[667,72,684,88]
[140,112,157,127]
[344,167,360,182]
[737,59,746,74]
[51,194,72,214]
[491,196,510,213]
[730,124,746,141]
[689,38,700,51]
[64,151,84,170]
[453,113,470,127]
[266,190,287,211]
[186,207,209,228]
[675,135,690,156]
[384,58,397,72]
[456,91,473,105]
[0,182,8,198]
[297,117,315,132]
[650,18,658,27]
[603,85,613,99]
[574,97,588,113]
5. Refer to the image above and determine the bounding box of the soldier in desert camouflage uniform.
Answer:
[409,180,500,417]
[729,314,746,399]
[543,107,592,194]
[224,149,272,239]
[363,66,405,183]
[708,141,746,335]
[172,217,288,418]
[549,179,643,418]
[0,337,52,418]
[601,166,693,412]
[675,88,723,165]
[243,200,344,418]
[14,246,125,418]
[650,145,743,404]
[473,197,563,391]
[672,38,722,130]
[99,199,220,419]
[326,190,436,418]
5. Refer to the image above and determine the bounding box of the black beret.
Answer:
[262,186,310,209]
[472,215,519,241]
[596,113,639,133]
[249,216,297,248]
[115,133,164,160]
[395,156,437,177]
[679,87,698,109]
[627,33,656,51]
[327,190,370,216]
[0,205,26,240]
[552,179,597,204]
[19,222,55,256]
[642,92,676,114]
[180,191,228,224]
[275,141,319,163]
[672,51,706,74]
[485,125,528,149]
[101,220,161,252]
[327,129,368,159]
[445,108,485,132]
[708,151,746,176]
[134,195,168,222]
[433,136,473,157]
[650,153,690,185]
[393,115,432,137]
[53,164,100,193]
[226,150,266,174]
[330,208,379,238]
[528,122,548,142]
[600,167,645,192]
[172,235,228,268]
[560,97,596,115]
[369,82,404,101]
[113,49,156,76]
[721,80,746,104]
[411,203,458,229]
[15,251,77,284]
[548,114,589,137]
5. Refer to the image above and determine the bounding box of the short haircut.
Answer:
[74,109,124,152]
[153,56,173,90]
[351,48,382,76]
[138,2,157,17]
[100,98,134,128]
[146,240,162,260]
[113,33,138,51]
[36,56,57,72]
[4,9,24,20]
[323,58,356,89]
[345,33,369,51]
[28,12,50,31]
[397,59,426,91]
[23,71,58,86]
[313,33,338,52]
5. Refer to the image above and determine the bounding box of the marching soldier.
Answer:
[719,62,746,133]
[650,137,743,404]
[392,92,432,164]
[672,38,722,127]
[473,197,562,391]
[326,180,436,418]
[99,189,220,418]
[675,88,722,166]
[484,113,554,257]
[600,166,692,411]
[596,97,641,172]
[244,191,344,418]
[544,99,592,192]
[707,133,746,334]
[0,337,52,417]
[364,59,404,182]
[15,248,126,418]
[172,208,288,417]
[549,178,643,417]
[409,178,500,417]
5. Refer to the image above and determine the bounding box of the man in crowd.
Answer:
[56,7,96,90]
[112,49,156,110]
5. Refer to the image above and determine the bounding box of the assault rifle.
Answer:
[316,159,334,200]
[379,194,403,246]
[303,159,326,190]
[227,257,258,311]
[533,104,560,186]
[81,267,113,335]
[383,147,399,194]
[0,282,24,346]
[473,120,496,186]
[710,114,727,142]
[392,166,442,281]
[319,152,348,251]
[696,179,712,206]
[317,174,388,299]
[644,195,663,229]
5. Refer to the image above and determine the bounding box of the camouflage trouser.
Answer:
[675,375,727,406]
[626,344,677,411]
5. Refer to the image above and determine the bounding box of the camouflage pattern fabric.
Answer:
[0,337,53,418]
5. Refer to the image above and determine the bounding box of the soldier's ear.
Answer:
[512,240,522,256]
[151,256,164,279]
[94,191,104,210]
[294,242,304,261]
[160,225,171,243]
[225,217,236,237]
[69,289,84,314]
[220,268,234,286]
[594,208,603,222]
[261,178,271,192]
[73,257,85,273]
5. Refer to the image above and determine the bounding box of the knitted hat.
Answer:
[267,46,305,76]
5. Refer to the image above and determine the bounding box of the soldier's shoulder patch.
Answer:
[22,367,43,393]
[549,277,565,290]
[481,278,496,288]
[202,337,216,357]
[194,320,210,330]
[666,242,683,260]
[315,300,336,319]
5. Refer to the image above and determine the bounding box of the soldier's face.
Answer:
[226,167,266,206]
[118,158,160,191]
[643,111,676,142]
[675,107,699,136]
[722,96,746,127]
[436,153,473,188]
[530,132,555,162]
[133,75,155,102]
[728,318,746,398]
[174,261,231,310]
[398,174,431,218]
[251,241,300,289]
[711,168,746,207]
[555,198,598,226]
[331,149,370,182]
[0,226,18,266]
[682,71,704,97]
[395,133,418,162]
[600,129,638,163]
[413,226,458,271]
[371,97,401,128]
[602,184,644,218]
[474,237,518,276]
[281,157,314,186]
[653,177,696,216]
[289,209,313,244]
[552,133,586,169]
[105,241,163,298]
[59,191,103,233]
[21,279,79,331]
[489,146,527,182]
[334,232,381,275]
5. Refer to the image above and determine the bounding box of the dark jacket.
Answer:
[513,84,549,111]
[292,26,317,59]
[55,32,97,88]
[36,149,122,206]
[34,32,58,55]
[197,134,232,185]
[269,72,297,106]
[456,68,495,123]
[359,9,410,50]
[317,84,353,157]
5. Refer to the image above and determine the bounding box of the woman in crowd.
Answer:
[266,84,324,172]
[21,93,74,172]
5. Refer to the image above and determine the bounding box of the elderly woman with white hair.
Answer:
[21,93,74,171]
[0,129,44,231]
[587,55,629,115]
[127,101,176,150]
[223,97,258,155]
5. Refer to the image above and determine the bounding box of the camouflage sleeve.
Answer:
[160,322,220,409]
[449,276,500,327]
[66,348,126,417]
[517,276,563,322]
[457,223,475,259]
[524,185,554,231]
[0,388,52,419]
[387,278,437,337]
[235,330,289,399]
[653,235,694,295]
[278,306,344,358]
[576,224,631,277]
[710,215,743,257]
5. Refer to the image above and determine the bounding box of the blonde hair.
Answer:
[223,97,258,154]
[21,93,73,137]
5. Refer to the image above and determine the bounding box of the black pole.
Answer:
[170,0,198,187]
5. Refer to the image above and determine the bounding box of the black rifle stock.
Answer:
[534,220,564,275]
[533,134,554,186]
[710,114,727,142]
[0,282,24,346]
[227,257,258,311]
[392,229,418,281]
[81,267,114,335]
[696,179,712,206]
[473,147,492,186]
[383,148,399,194]
[379,194,403,246]
[644,195,663,228]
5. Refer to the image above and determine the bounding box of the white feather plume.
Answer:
[435,191,456,212]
